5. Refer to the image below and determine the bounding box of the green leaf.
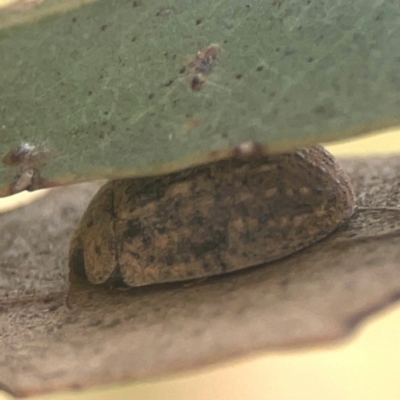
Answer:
[1,0,400,195]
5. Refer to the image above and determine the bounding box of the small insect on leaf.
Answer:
[188,44,220,75]
[187,43,220,91]
[2,142,36,166]
[2,142,57,195]
[2,142,54,167]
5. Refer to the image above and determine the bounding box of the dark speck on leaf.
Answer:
[100,25,107,31]
[314,105,327,114]
[283,49,295,56]
[191,75,205,91]
[256,65,264,71]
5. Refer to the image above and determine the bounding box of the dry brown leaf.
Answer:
[0,156,400,397]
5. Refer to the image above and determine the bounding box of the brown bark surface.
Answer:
[1,156,399,397]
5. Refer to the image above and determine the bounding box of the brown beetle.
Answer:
[69,145,355,288]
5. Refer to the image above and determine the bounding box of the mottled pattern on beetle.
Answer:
[69,145,355,287]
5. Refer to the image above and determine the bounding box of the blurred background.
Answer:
[0,130,400,400]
